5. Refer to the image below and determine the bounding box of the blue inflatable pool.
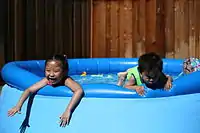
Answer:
[1,58,200,133]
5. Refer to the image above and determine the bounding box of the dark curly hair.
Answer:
[138,52,163,80]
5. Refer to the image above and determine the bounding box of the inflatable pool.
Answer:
[1,58,200,133]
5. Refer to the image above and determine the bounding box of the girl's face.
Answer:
[141,71,158,84]
[45,60,65,85]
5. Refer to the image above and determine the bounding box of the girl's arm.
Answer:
[124,76,145,96]
[8,78,48,116]
[59,77,84,127]
[64,78,84,113]
[164,75,173,90]
[159,72,172,90]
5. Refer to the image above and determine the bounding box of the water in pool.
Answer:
[71,74,179,85]
[71,74,118,84]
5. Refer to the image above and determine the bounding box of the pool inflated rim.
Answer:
[1,58,200,98]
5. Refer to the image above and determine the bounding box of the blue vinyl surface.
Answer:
[1,58,200,133]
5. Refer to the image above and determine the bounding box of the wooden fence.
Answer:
[91,0,200,58]
[2,0,200,62]
[5,0,91,62]
[1,0,200,84]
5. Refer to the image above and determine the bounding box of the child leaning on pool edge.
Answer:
[8,54,84,127]
[117,52,173,96]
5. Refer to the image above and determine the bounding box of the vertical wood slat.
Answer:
[5,0,15,62]
[182,0,189,58]
[175,0,189,58]
[87,0,92,58]
[119,0,125,57]
[73,1,81,57]
[0,0,7,71]
[132,1,140,57]
[14,0,25,60]
[105,1,111,57]
[188,0,195,57]
[165,0,175,58]
[81,1,88,57]
[92,0,106,57]
[131,0,137,58]
[90,0,93,57]
[124,0,133,58]
[45,0,55,57]
[197,0,200,58]
[137,0,146,57]
[155,0,165,57]
[54,0,63,54]
[194,0,200,58]
[62,0,73,57]
[110,1,119,57]
[35,0,45,59]
[26,0,36,59]
[146,0,156,53]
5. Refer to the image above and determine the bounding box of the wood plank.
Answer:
[124,0,133,58]
[90,0,93,57]
[165,0,175,58]
[44,0,55,57]
[174,0,181,58]
[155,0,165,57]
[183,0,189,58]
[73,1,81,57]
[54,0,63,54]
[35,0,45,59]
[62,0,73,58]
[92,0,106,57]
[137,0,146,57]
[194,0,200,58]
[131,0,136,58]
[110,1,119,57]
[26,0,37,59]
[188,0,196,57]
[81,0,91,58]
[133,0,141,57]
[5,0,13,62]
[105,0,111,57]
[14,0,25,60]
[197,0,200,58]
[0,0,6,67]
[178,0,189,58]
[118,0,125,57]
[146,0,156,53]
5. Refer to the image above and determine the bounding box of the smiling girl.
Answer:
[8,54,84,127]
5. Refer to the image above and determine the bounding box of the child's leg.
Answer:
[117,71,128,86]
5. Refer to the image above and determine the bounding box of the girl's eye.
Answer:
[54,70,60,72]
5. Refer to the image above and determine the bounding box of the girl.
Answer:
[8,54,84,127]
[117,52,172,96]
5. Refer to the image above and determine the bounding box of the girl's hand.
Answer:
[8,106,21,117]
[135,86,145,96]
[164,76,172,90]
[59,110,72,127]
[164,80,172,90]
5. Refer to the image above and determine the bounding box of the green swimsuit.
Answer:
[126,66,143,85]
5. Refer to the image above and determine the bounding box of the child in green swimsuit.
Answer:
[117,52,172,96]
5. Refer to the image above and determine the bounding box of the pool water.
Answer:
[71,74,180,85]
[71,74,118,85]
